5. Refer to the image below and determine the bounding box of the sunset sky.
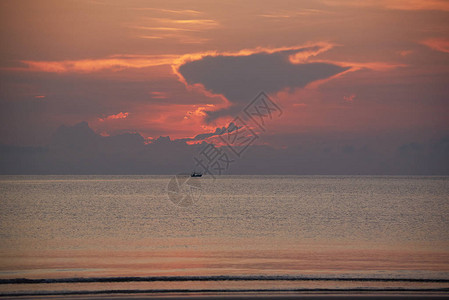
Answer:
[1,0,448,174]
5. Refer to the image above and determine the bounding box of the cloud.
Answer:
[131,26,198,32]
[150,91,168,99]
[98,112,129,122]
[176,122,239,143]
[129,8,202,15]
[171,19,218,26]
[1,122,447,175]
[136,34,209,44]
[16,55,177,73]
[398,50,413,57]
[421,38,449,54]
[12,43,401,77]
[259,8,327,18]
[176,44,350,121]
[385,0,449,12]
[343,94,356,102]
[325,61,405,71]
[322,0,449,12]
[130,17,218,43]
[41,122,200,174]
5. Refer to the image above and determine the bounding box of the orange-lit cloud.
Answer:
[183,104,215,120]
[171,42,406,123]
[421,38,449,54]
[331,61,405,71]
[138,17,218,28]
[171,42,404,110]
[172,19,218,26]
[398,50,413,57]
[130,8,202,15]
[172,42,403,91]
[303,60,405,90]
[173,43,337,69]
[288,42,336,63]
[385,0,449,11]
[137,34,209,44]
[99,112,129,122]
[130,16,218,43]
[15,41,402,78]
[344,94,356,102]
[131,26,198,32]
[151,91,168,99]
[292,103,307,107]
[259,8,327,18]
[17,55,177,73]
[322,0,449,12]
[121,103,220,141]
[171,42,337,91]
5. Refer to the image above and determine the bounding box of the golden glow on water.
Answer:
[2,244,449,279]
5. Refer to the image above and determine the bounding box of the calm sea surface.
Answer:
[0,175,448,296]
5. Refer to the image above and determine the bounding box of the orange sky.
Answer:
[0,0,448,147]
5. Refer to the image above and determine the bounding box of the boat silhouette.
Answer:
[190,171,202,177]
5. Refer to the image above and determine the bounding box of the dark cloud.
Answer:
[0,122,201,174]
[178,48,349,121]
[0,69,220,146]
[1,122,447,175]
[175,122,239,142]
[50,121,145,153]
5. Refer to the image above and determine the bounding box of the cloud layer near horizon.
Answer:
[1,122,447,175]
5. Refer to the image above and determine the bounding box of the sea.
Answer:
[0,175,448,297]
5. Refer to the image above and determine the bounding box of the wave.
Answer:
[2,275,449,284]
[1,287,449,297]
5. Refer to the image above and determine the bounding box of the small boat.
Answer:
[190,171,202,177]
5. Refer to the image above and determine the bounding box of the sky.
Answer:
[0,0,448,174]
